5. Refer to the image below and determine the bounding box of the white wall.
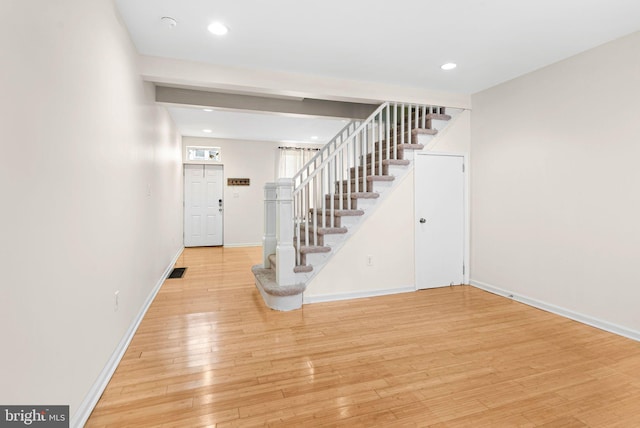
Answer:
[0,0,183,419]
[182,137,280,246]
[305,111,470,300]
[470,32,640,336]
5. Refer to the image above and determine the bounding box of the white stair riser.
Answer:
[371,180,394,193]
[416,134,435,145]
[356,199,377,210]
[321,234,344,246]
[386,165,407,176]
[255,281,303,311]
[338,216,360,228]
[430,119,450,131]
[402,151,415,161]
[304,252,331,266]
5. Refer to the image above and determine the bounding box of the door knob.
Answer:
[419,218,426,223]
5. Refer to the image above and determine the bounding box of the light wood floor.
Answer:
[87,246,640,427]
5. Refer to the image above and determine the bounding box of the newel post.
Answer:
[263,183,277,268]
[276,178,296,286]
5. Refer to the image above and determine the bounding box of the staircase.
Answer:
[252,102,453,310]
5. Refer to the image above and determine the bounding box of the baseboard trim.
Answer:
[303,286,415,304]
[223,242,261,248]
[71,246,184,428]
[470,280,640,342]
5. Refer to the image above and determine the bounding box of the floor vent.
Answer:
[168,267,187,279]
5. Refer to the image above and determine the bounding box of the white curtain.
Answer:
[277,147,319,178]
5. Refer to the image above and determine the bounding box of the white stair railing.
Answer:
[292,119,362,191]
[290,102,447,268]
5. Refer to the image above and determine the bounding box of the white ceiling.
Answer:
[168,106,349,143]
[115,0,640,141]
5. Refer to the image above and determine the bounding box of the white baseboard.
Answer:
[71,246,184,428]
[223,242,261,248]
[470,280,640,342]
[303,286,415,304]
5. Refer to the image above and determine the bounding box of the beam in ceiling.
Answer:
[156,86,378,119]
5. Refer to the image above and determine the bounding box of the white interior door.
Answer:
[184,164,223,247]
[415,154,465,289]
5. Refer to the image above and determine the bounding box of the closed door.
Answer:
[415,154,465,289]
[184,164,223,247]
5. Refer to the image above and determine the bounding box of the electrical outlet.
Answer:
[114,290,120,312]
[366,255,373,266]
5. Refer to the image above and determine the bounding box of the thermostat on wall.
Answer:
[227,178,250,186]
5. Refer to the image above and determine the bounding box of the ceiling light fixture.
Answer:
[161,16,177,29]
[203,108,213,112]
[203,129,212,133]
[208,22,229,36]
[441,63,457,71]
[311,136,319,140]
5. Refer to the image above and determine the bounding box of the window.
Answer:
[278,146,319,178]
[186,146,220,161]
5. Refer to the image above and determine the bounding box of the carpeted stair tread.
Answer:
[389,128,437,144]
[312,209,365,217]
[350,159,410,178]
[364,144,425,161]
[361,175,395,182]
[294,265,313,273]
[268,253,277,270]
[336,175,395,193]
[251,265,306,296]
[298,245,331,254]
[309,208,364,228]
[391,127,438,136]
[410,128,438,136]
[424,113,452,121]
[383,159,411,165]
[395,143,424,150]
[325,192,380,200]
[340,175,395,186]
[300,224,348,235]
[324,192,379,209]
[370,140,426,149]
[398,113,452,126]
[352,159,412,168]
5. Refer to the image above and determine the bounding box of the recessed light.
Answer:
[161,16,177,29]
[441,63,457,71]
[311,136,319,140]
[208,22,229,36]
[203,129,212,133]
[203,108,213,112]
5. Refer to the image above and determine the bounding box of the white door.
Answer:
[415,154,465,289]
[184,164,223,247]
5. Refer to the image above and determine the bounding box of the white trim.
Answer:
[183,160,223,165]
[223,242,262,248]
[470,280,640,342]
[71,246,184,428]
[303,286,415,304]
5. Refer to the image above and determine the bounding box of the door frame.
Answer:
[414,152,470,289]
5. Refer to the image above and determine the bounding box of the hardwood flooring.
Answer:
[87,246,640,427]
